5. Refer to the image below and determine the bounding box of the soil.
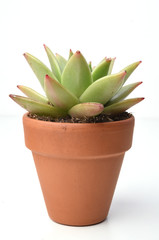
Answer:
[28,112,132,123]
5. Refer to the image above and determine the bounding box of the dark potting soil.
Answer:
[28,112,132,123]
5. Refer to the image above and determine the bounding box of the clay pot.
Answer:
[23,113,135,226]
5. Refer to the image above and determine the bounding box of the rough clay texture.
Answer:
[28,112,132,123]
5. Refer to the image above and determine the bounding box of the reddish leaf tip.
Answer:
[136,97,145,102]
[76,50,81,54]
[106,57,111,62]
[137,60,142,66]
[70,49,72,52]
[43,44,46,49]
[9,94,15,99]
[17,85,20,89]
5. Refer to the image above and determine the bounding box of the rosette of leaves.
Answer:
[10,45,144,118]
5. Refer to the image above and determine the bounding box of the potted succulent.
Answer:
[10,45,144,226]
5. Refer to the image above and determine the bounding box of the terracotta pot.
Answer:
[23,113,135,226]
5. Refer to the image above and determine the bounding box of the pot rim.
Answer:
[23,112,134,127]
[23,112,135,157]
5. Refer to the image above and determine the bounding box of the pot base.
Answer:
[50,216,107,226]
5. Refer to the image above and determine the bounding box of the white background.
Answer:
[0,0,159,239]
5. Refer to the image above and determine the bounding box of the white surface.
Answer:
[0,115,159,240]
[1,0,159,239]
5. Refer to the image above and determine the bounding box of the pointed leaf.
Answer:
[9,95,65,117]
[92,58,112,81]
[24,53,57,89]
[121,61,142,84]
[69,49,73,59]
[17,85,49,104]
[88,61,92,72]
[44,75,79,110]
[103,98,144,115]
[107,82,143,105]
[56,53,67,73]
[44,45,61,82]
[107,57,116,75]
[62,51,93,98]
[80,71,126,105]
[69,102,104,118]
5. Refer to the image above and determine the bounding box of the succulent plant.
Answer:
[9,45,144,118]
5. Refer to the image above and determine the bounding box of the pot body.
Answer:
[23,114,135,226]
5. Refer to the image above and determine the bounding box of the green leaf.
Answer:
[62,51,93,98]
[107,81,143,105]
[44,75,79,110]
[107,57,116,75]
[44,45,61,82]
[9,95,65,117]
[17,85,49,104]
[88,61,92,72]
[24,53,57,89]
[68,102,104,118]
[121,61,142,84]
[55,53,67,73]
[103,98,144,115]
[69,49,73,59]
[92,58,112,81]
[80,71,126,105]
